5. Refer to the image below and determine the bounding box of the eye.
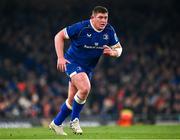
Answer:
[98,16,103,19]
[98,16,108,20]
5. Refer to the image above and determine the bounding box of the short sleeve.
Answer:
[65,22,82,39]
[109,26,120,46]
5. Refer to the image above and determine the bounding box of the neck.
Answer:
[90,19,103,33]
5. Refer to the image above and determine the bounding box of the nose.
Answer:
[101,17,107,23]
[102,18,106,22]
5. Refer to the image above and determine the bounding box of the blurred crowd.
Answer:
[0,0,179,122]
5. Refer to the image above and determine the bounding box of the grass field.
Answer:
[0,125,180,139]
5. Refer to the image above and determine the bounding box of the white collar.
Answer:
[90,19,104,33]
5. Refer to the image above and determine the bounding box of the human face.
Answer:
[91,13,108,31]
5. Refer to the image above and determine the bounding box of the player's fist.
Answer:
[103,45,113,56]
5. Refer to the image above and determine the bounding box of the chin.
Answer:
[99,26,105,30]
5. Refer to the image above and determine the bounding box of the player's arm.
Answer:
[54,28,70,72]
[103,42,122,57]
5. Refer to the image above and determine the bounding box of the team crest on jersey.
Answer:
[103,33,109,40]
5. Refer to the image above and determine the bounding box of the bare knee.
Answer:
[67,85,91,103]
[81,86,91,94]
[71,72,91,100]
[78,85,91,99]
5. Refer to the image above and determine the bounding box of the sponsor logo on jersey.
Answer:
[84,45,104,49]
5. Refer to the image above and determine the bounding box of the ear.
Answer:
[91,15,94,19]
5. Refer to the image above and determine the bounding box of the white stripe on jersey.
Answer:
[64,28,70,39]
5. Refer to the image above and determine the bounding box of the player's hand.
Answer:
[57,57,70,72]
[103,45,114,56]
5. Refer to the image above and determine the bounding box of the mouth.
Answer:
[100,23,106,26]
[100,23,106,28]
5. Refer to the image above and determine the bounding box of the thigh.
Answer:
[71,72,91,91]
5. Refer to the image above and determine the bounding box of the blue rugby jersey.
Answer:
[64,19,119,71]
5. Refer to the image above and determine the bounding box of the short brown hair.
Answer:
[92,6,108,15]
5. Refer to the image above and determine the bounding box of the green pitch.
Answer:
[0,125,180,139]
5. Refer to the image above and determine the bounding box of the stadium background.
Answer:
[0,0,179,127]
